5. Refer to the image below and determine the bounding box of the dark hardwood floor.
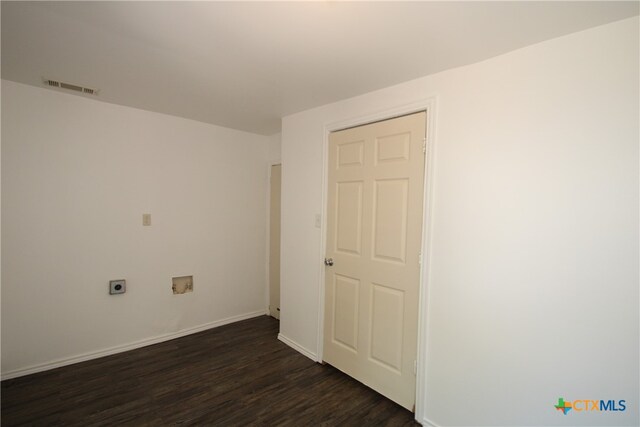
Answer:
[2,316,420,426]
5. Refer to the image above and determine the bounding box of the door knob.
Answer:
[324,258,334,266]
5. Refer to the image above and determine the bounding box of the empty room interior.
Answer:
[1,2,639,426]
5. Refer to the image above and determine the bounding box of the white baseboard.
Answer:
[421,417,440,427]
[277,333,318,362]
[2,309,267,380]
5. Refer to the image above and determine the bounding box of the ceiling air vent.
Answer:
[43,78,99,95]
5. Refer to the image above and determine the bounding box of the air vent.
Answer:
[43,78,99,96]
[59,82,83,92]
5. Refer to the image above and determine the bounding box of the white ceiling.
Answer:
[2,2,638,135]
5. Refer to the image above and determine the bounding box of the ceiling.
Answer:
[2,2,638,136]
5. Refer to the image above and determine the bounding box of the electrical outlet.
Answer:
[109,279,126,295]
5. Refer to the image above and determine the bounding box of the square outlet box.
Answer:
[172,276,193,294]
[109,279,126,295]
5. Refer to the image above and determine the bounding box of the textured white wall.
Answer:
[1,80,270,376]
[280,17,639,426]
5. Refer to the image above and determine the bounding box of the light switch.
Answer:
[142,213,151,226]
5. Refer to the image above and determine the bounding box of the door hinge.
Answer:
[413,360,417,375]
[422,137,427,154]
[418,251,423,265]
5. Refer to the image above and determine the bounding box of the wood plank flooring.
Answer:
[2,315,420,426]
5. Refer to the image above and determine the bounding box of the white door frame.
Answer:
[266,161,282,317]
[316,98,437,422]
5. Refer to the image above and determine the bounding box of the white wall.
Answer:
[268,132,281,164]
[1,80,270,377]
[280,17,639,427]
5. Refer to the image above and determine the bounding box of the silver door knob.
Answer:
[324,258,334,266]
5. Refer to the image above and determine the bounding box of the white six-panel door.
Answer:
[323,112,426,410]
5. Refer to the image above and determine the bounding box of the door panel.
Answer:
[323,112,426,410]
[332,274,360,351]
[336,181,363,255]
[373,179,409,263]
[370,282,404,372]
